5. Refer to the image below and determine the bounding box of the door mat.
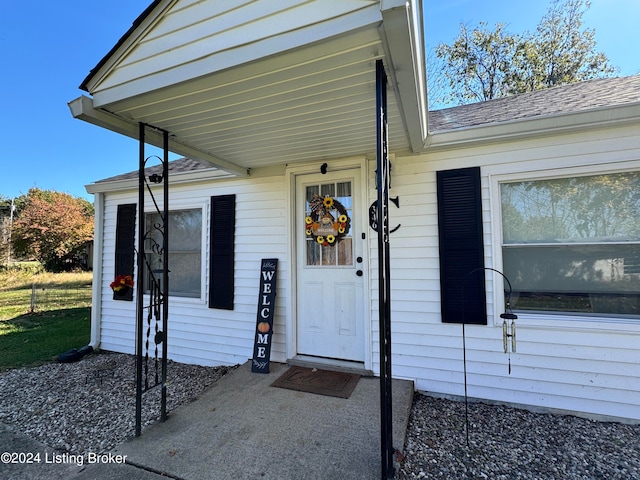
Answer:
[271,366,360,399]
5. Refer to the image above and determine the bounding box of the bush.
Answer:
[0,262,44,275]
[0,262,45,291]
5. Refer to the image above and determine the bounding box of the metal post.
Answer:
[30,283,36,313]
[376,59,394,480]
[135,122,145,437]
[160,129,169,422]
[7,198,15,265]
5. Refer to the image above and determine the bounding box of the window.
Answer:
[145,208,202,298]
[500,171,640,316]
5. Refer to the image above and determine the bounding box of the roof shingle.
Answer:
[95,157,214,184]
[429,75,640,131]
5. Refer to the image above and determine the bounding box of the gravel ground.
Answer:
[1,352,639,479]
[0,352,234,455]
[397,395,640,480]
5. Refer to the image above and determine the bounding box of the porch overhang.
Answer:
[68,95,250,177]
[68,0,428,177]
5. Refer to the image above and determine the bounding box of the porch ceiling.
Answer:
[69,1,427,177]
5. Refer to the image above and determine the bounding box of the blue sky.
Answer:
[0,0,638,201]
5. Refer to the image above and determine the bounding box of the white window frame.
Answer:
[489,160,640,327]
[143,201,207,304]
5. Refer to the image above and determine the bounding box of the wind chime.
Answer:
[501,299,517,375]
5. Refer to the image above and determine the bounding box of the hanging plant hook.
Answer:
[461,267,517,446]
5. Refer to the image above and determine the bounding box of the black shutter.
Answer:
[436,167,487,324]
[113,204,136,301]
[209,194,236,310]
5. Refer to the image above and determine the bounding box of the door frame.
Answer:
[285,156,372,371]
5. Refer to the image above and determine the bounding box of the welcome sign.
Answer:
[251,258,278,373]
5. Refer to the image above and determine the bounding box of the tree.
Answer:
[433,0,618,106]
[434,22,520,104]
[11,188,94,271]
[509,0,617,93]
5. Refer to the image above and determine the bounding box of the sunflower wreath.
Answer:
[304,194,351,246]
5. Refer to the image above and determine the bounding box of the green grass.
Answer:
[0,308,90,370]
[0,271,92,371]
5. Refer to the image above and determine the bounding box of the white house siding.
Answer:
[97,172,288,367]
[381,123,640,422]
[94,123,640,421]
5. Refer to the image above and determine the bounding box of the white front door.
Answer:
[295,169,365,363]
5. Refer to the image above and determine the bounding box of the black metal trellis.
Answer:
[135,122,170,437]
[376,59,394,480]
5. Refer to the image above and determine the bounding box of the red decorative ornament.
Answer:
[110,274,134,292]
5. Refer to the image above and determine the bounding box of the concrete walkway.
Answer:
[2,361,413,480]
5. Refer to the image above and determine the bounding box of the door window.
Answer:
[305,181,353,267]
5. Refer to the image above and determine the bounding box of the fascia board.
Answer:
[68,95,249,177]
[380,0,429,152]
[425,103,640,151]
[82,0,175,93]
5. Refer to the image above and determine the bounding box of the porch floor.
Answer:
[80,361,414,480]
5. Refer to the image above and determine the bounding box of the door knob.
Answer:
[356,270,363,276]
